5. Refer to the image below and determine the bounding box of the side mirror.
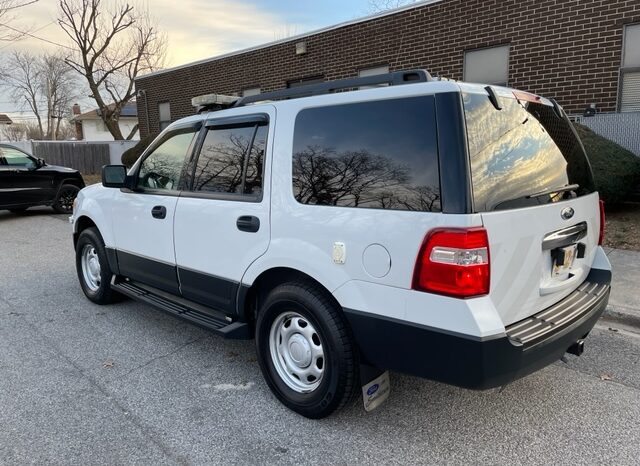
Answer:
[36,158,46,168]
[102,165,128,188]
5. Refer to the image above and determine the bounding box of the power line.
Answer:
[0,20,56,51]
[3,0,40,11]
[0,21,74,50]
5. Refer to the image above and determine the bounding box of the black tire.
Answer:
[53,184,80,214]
[255,282,359,419]
[75,227,119,304]
[9,207,28,214]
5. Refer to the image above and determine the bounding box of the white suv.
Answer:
[71,70,612,418]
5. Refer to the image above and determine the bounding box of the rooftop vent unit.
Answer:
[192,94,239,113]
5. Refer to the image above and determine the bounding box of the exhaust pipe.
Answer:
[567,339,585,357]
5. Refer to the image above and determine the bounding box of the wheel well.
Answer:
[73,216,97,246]
[241,267,340,327]
[59,178,84,189]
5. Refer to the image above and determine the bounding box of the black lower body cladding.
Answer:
[344,268,611,389]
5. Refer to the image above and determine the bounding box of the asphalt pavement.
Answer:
[1,207,639,465]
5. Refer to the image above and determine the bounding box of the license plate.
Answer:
[552,244,577,277]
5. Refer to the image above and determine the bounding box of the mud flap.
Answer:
[360,364,390,412]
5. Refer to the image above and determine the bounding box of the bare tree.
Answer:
[2,51,43,137]
[41,53,77,139]
[0,0,39,42]
[1,122,27,141]
[58,0,166,140]
[1,51,77,140]
[54,119,78,140]
[293,146,441,211]
[368,0,416,13]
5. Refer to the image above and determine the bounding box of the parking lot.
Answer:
[1,208,640,465]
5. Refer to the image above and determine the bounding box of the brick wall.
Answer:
[136,0,640,137]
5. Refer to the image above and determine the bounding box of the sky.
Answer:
[0,0,378,121]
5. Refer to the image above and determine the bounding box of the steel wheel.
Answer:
[80,244,101,292]
[269,311,325,393]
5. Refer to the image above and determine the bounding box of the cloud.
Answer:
[158,0,307,66]
[0,0,306,117]
[3,0,300,67]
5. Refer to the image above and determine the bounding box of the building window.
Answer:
[358,65,389,78]
[158,102,171,131]
[620,24,640,112]
[242,87,261,97]
[358,65,390,89]
[463,45,510,86]
[287,75,324,88]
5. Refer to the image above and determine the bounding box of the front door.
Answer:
[173,110,274,314]
[0,164,19,208]
[111,126,200,295]
[0,145,53,207]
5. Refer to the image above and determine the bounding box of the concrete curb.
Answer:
[603,305,640,330]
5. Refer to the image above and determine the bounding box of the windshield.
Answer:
[463,92,595,212]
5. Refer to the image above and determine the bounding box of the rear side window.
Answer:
[463,92,595,211]
[192,123,267,198]
[292,96,441,212]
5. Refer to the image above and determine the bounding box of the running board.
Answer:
[111,277,251,339]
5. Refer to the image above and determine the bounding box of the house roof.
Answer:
[135,0,443,80]
[73,102,138,121]
[0,114,13,124]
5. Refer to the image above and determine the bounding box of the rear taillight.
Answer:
[412,228,490,298]
[599,199,606,246]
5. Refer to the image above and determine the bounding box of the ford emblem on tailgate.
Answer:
[561,207,575,220]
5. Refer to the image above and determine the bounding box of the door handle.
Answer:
[236,215,260,233]
[151,205,167,219]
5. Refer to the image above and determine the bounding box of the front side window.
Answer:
[0,146,35,168]
[192,123,267,198]
[292,96,441,212]
[137,129,197,191]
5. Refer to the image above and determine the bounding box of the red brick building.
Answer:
[135,0,640,141]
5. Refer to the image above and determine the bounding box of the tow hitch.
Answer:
[567,339,585,356]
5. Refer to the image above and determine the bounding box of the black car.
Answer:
[0,143,85,214]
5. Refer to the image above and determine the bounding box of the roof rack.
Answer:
[233,69,432,107]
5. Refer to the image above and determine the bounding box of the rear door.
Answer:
[173,109,274,314]
[462,87,601,325]
[0,146,53,206]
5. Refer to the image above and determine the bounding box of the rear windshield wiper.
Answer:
[526,184,579,199]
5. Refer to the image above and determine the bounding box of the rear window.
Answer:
[463,92,595,212]
[292,96,441,212]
